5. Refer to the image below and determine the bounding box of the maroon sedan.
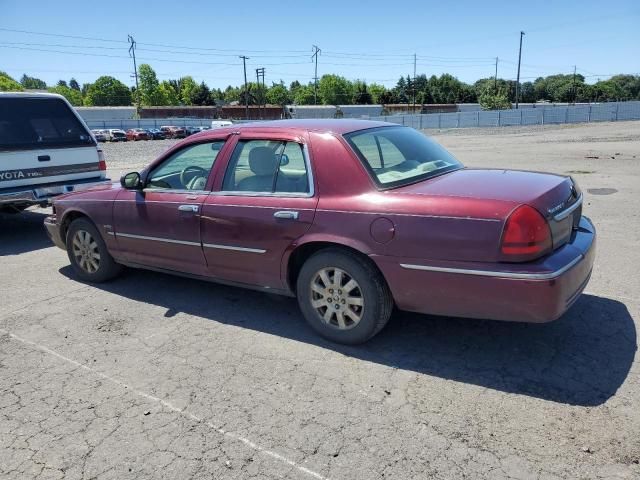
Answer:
[44,120,595,344]
[126,128,150,141]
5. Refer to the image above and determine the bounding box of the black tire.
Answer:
[66,218,122,283]
[296,248,393,344]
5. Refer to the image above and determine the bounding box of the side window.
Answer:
[147,141,225,191]
[222,140,309,194]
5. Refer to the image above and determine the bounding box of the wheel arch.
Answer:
[59,209,95,245]
[284,236,388,295]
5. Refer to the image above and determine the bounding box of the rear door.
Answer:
[201,132,318,290]
[0,95,103,191]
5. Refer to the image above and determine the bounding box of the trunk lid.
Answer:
[397,168,582,249]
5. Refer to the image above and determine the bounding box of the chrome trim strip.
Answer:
[115,232,200,246]
[203,243,266,254]
[399,255,583,280]
[315,209,501,222]
[553,193,583,221]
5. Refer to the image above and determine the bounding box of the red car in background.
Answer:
[44,120,595,344]
[126,128,150,141]
[160,125,186,139]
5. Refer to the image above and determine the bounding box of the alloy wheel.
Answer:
[310,267,364,330]
[71,229,101,274]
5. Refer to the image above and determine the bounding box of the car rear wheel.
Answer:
[66,218,122,283]
[296,249,393,344]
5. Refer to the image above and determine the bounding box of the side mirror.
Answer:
[120,171,142,190]
[279,153,290,166]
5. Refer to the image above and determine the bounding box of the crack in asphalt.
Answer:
[0,328,329,480]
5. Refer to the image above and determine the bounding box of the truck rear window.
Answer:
[0,97,95,151]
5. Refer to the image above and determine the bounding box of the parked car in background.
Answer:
[211,120,233,129]
[126,128,150,141]
[108,129,127,142]
[146,128,166,140]
[45,120,595,345]
[160,126,186,139]
[0,92,109,213]
[91,129,107,142]
[185,126,202,136]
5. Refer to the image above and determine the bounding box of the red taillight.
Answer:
[501,205,551,260]
[98,150,107,171]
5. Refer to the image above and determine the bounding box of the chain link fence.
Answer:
[84,118,213,130]
[368,101,640,129]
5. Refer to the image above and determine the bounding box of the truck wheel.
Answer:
[296,248,393,344]
[66,218,122,283]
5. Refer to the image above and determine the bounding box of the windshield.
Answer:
[344,126,463,188]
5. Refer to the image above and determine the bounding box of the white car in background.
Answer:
[211,120,233,129]
[91,129,107,142]
[107,129,127,142]
[0,92,109,213]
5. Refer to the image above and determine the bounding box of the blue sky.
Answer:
[2,0,639,90]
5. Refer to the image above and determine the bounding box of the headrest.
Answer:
[248,146,279,176]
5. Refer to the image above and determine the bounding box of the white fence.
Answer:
[368,101,640,129]
[85,118,213,130]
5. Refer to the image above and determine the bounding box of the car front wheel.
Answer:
[66,218,122,283]
[296,249,393,344]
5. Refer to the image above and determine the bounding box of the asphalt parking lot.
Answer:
[1,121,639,479]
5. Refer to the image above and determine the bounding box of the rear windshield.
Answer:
[0,97,94,151]
[344,126,462,188]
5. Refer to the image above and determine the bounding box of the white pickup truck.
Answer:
[0,92,109,213]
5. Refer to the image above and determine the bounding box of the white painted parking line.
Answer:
[0,328,329,480]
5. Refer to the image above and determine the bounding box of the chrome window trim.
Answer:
[142,188,210,195]
[553,193,583,222]
[203,243,266,254]
[315,209,501,222]
[115,232,200,247]
[399,255,583,280]
[218,141,315,198]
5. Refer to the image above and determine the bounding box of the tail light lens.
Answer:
[98,149,107,171]
[500,205,551,261]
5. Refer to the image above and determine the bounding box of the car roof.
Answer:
[193,119,396,139]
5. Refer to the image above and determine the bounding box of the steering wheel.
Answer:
[180,165,208,189]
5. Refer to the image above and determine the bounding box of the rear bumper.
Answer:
[376,216,596,323]
[44,215,66,250]
[0,177,110,207]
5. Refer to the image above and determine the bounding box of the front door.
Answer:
[113,140,226,274]
[201,136,318,290]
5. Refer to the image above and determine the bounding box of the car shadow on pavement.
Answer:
[0,209,52,256]
[60,266,637,407]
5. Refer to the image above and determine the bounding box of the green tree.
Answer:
[47,85,83,106]
[20,74,47,89]
[223,85,241,103]
[178,76,199,105]
[293,85,315,105]
[368,83,388,104]
[318,74,353,105]
[0,71,24,91]
[352,81,373,104]
[266,82,291,105]
[138,64,168,106]
[159,81,180,105]
[57,80,68,88]
[479,85,511,110]
[84,76,131,106]
[69,78,80,91]
[191,82,213,105]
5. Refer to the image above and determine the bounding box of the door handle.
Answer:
[178,204,199,213]
[38,155,50,162]
[273,210,299,220]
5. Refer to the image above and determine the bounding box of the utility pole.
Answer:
[515,31,525,109]
[572,65,577,104]
[413,53,417,113]
[128,35,139,114]
[494,57,499,92]
[312,45,321,105]
[255,67,265,119]
[239,55,249,119]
